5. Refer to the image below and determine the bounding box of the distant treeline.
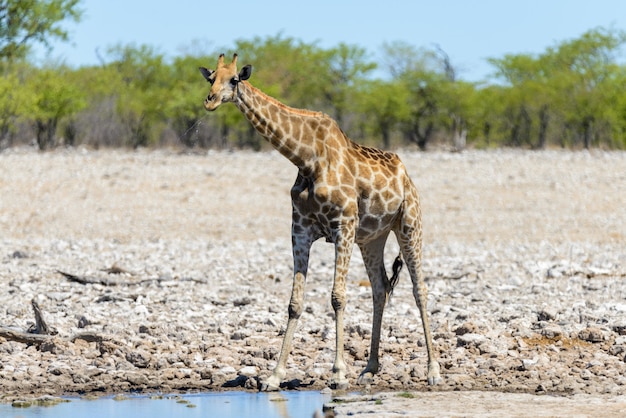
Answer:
[1,28,626,151]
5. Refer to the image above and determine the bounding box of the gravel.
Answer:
[1,147,625,413]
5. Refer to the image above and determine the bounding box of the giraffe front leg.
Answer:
[330,285,349,390]
[261,270,306,392]
[329,234,354,390]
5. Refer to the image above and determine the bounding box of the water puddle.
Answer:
[0,391,331,418]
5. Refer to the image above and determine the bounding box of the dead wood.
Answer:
[57,270,208,286]
[426,270,472,281]
[100,264,131,275]
[0,326,54,344]
[27,300,57,335]
[70,332,106,343]
[56,270,118,286]
[0,299,112,348]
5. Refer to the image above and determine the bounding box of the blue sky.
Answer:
[35,0,626,82]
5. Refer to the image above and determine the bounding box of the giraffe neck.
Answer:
[234,81,331,169]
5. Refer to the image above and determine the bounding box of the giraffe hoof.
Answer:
[427,375,442,385]
[260,376,281,392]
[330,380,349,391]
[260,382,280,392]
[427,361,442,385]
[357,372,374,386]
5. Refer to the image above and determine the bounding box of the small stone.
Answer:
[238,366,257,377]
[537,307,558,321]
[546,267,563,278]
[12,400,33,408]
[126,350,152,368]
[478,341,498,355]
[457,333,487,347]
[199,368,213,380]
[125,372,149,385]
[77,316,92,328]
[72,373,90,384]
[233,297,252,307]
[540,325,562,339]
[220,366,237,375]
[176,368,193,378]
[231,330,251,340]
[454,322,479,336]
[612,324,626,336]
[48,363,71,376]
[160,368,177,381]
[138,325,151,334]
[579,327,605,343]
[521,359,537,371]
[134,305,149,315]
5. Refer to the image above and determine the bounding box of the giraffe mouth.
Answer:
[204,97,220,111]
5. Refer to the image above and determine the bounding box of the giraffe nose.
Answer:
[204,95,219,111]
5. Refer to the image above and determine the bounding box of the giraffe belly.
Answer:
[355,213,395,244]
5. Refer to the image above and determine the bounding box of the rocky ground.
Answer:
[1,148,625,415]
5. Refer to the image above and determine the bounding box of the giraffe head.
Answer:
[199,53,252,111]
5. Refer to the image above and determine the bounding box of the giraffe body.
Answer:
[199,54,441,390]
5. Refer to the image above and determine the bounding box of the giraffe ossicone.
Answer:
[199,53,441,391]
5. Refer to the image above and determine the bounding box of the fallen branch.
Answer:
[0,299,112,348]
[100,264,132,275]
[56,270,118,286]
[0,327,113,347]
[27,300,56,335]
[0,326,54,344]
[57,270,208,286]
[426,270,472,281]
[70,331,106,343]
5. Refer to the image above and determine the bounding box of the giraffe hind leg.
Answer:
[356,235,390,386]
[397,225,442,386]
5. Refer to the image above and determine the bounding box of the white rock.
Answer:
[238,366,258,377]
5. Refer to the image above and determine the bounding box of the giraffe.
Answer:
[199,53,441,391]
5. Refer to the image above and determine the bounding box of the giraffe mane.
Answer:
[242,81,327,119]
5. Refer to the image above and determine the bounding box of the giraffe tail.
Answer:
[388,253,403,295]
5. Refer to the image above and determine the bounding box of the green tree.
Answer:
[168,54,212,147]
[235,34,324,105]
[0,62,32,146]
[488,53,555,148]
[104,44,170,147]
[488,27,626,149]
[26,65,86,149]
[68,63,125,147]
[356,79,409,148]
[547,28,626,148]
[381,42,475,150]
[471,85,507,147]
[319,43,376,128]
[0,0,82,61]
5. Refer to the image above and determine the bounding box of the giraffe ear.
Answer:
[239,65,252,81]
[199,67,214,83]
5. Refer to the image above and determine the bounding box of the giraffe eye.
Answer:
[230,77,239,86]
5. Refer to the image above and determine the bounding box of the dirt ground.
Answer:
[1,147,625,416]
